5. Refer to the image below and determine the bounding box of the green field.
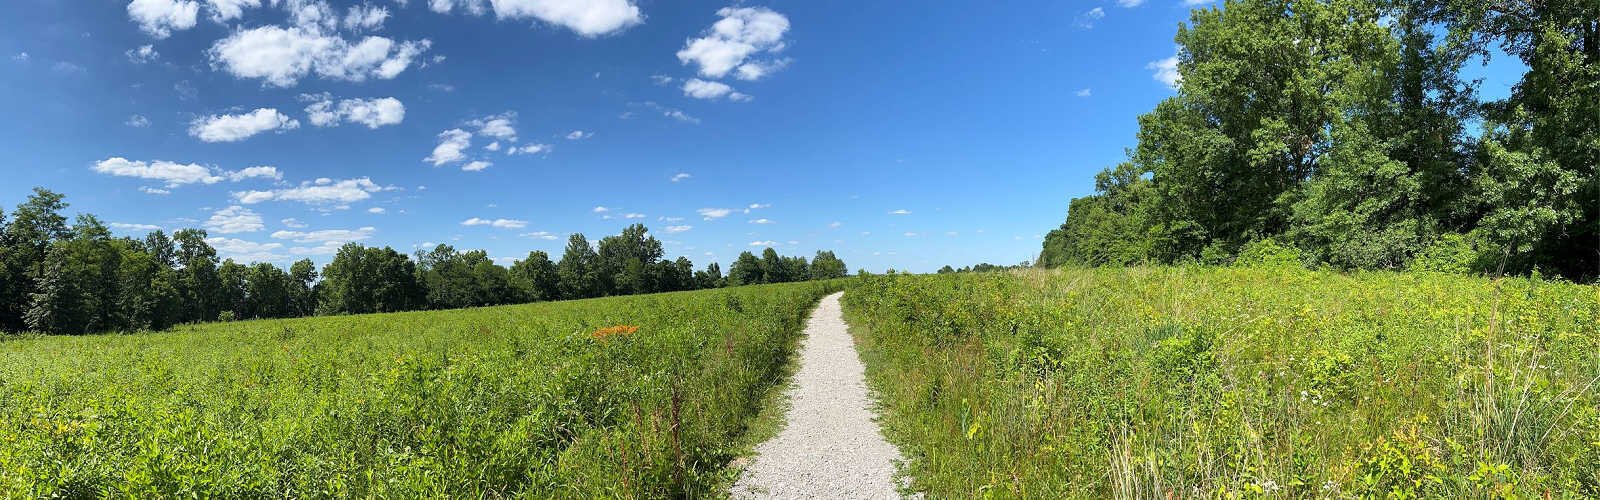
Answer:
[0,281,840,497]
[843,267,1599,497]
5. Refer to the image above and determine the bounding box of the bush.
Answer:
[1233,238,1304,268]
[1408,233,1478,274]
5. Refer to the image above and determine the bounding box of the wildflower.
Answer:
[592,324,640,342]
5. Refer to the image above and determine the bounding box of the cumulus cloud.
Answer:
[1117,0,1146,6]
[698,207,732,220]
[110,222,163,231]
[304,94,405,128]
[1076,88,1092,97]
[677,7,791,80]
[1075,7,1105,29]
[126,44,160,63]
[271,226,376,244]
[681,78,751,101]
[205,0,266,22]
[343,3,389,31]
[428,0,642,37]
[506,143,550,155]
[126,114,152,128]
[592,206,610,213]
[663,225,692,233]
[93,157,222,187]
[461,217,527,229]
[623,213,645,219]
[140,187,172,195]
[462,160,492,172]
[128,0,199,39]
[522,231,558,240]
[748,240,777,247]
[367,206,386,214]
[671,172,691,182]
[189,108,300,142]
[207,25,431,87]
[233,177,388,206]
[281,217,308,228]
[226,165,281,181]
[205,205,265,234]
[206,236,285,262]
[471,112,517,140]
[748,218,773,224]
[889,209,912,215]
[425,128,471,166]
[1148,54,1181,89]
[565,130,591,140]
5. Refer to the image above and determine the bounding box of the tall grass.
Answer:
[842,267,1599,497]
[0,281,841,497]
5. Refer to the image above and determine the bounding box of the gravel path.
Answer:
[731,292,910,499]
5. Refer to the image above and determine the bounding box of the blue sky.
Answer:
[0,0,1520,273]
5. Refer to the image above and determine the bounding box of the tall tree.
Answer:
[557,234,600,299]
[810,250,848,279]
[510,250,560,302]
[1,188,70,331]
[728,251,764,286]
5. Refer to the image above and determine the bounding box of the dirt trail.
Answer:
[731,292,910,499]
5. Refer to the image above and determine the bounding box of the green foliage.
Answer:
[0,281,842,496]
[842,267,1600,497]
[1233,237,1303,268]
[1408,233,1479,274]
[1039,0,1598,282]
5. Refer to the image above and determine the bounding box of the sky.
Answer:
[0,0,1523,273]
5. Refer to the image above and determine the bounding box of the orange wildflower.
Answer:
[591,324,640,342]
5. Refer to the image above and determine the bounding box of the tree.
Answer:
[245,262,293,319]
[2,188,70,331]
[695,262,725,289]
[216,259,248,320]
[728,251,764,286]
[810,251,848,279]
[25,215,119,334]
[173,229,221,323]
[557,234,600,299]
[597,224,664,295]
[510,251,560,302]
[288,259,318,317]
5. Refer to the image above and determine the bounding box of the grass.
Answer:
[0,280,842,497]
[842,266,1599,498]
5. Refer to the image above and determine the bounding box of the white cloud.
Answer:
[462,160,492,172]
[633,101,699,124]
[205,0,265,22]
[748,240,777,247]
[522,231,558,240]
[428,0,641,37]
[226,165,281,181]
[110,222,163,231]
[461,217,527,229]
[304,95,405,128]
[12,52,30,62]
[140,187,172,195]
[828,221,842,228]
[271,226,376,244]
[698,207,732,220]
[128,0,199,39]
[888,209,912,215]
[1076,7,1105,29]
[507,143,551,155]
[205,205,265,234]
[592,206,610,213]
[344,3,389,31]
[565,130,591,140]
[671,172,691,182]
[367,206,386,214]
[233,177,388,206]
[749,218,773,224]
[126,44,160,63]
[946,231,959,236]
[623,213,645,219]
[1076,88,1092,97]
[1118,0,1146,6]
[484,141,501,151]
[93,157,222,187]
[189,108,299,142]
[1182,0,1214,5]
[206,236,285,262]
[681,78,751,101]
[677,7,791,80]
[52,62,87,75]
[425,128,472,165]
[207,25,431,87]
[663,225,692,233]
[126,114,152,128]
[650,74,673,85]
[471,112,517,140]
[747,203,770,210]
[1148,54,1181,90]
[904,232,918,237]
[280,217,308,228]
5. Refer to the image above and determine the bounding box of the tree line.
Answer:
[1039,0,1597,282]
[0,188,849,335]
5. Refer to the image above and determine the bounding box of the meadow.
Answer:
[0,280,841,497]
[843,266,1599,498]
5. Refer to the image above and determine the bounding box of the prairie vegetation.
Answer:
[0,281,840,496]
[843,267,1599,497]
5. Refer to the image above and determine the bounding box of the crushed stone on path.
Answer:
[731,292,913,499]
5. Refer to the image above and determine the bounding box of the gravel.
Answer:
[731,292,912,499]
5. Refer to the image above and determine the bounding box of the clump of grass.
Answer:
[0,281,843,496]
[842,267,1600,497]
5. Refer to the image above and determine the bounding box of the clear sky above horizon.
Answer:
[0,0,1523,273]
